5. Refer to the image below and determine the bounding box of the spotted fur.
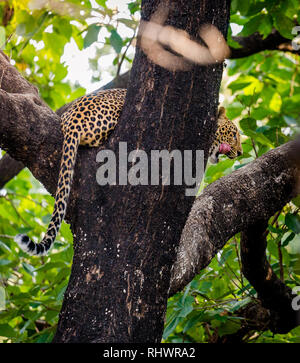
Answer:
[15,91,242,256]
[209,107,243,164]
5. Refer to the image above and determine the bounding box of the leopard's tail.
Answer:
[14,132,80,256]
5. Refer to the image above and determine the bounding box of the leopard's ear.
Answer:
[218,107,226,118]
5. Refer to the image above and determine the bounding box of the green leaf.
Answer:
[163,316,182,340]
[36,330,54,343]
[176,295,194,318]
[0,259,12,266]
[84,24,101,48]
[231,0,239,13]
[228,75,263,95]
[245,130,274,148]
[292,195,300,208]
[219,249,233,264]
[16,22,27,36]
[73,26,84,50]
[269,92,282,113]
[273,13,295,39]
[198,281,212,294]
[229,297,252,312]
[240,117,256,132]
[242,15,263,36]
[285,213,300,234]
[237,283,254,296]
[0,287,5,310]
[53,63,68,82]
[0,324,17,338]
[57,284,67,301]
[236,0,250,15]
[268,225,284,234]
[128,1,141,14]
[96,0,107,8]
[53,18,72,41]
[0,241,12,253]
[258,15,273,38]
[183,313,204,333]
[286,234,300,255]
[218,319,241,337]
[110,29,123,53]
[118,18,138,29]
[283,94,300,113]
[22,262,36,276]
[282,232,296,247]
[43,32,66,58]
[228,81,252,93]
[0,26,5,48]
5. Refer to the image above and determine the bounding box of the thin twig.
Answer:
[116,29,136,77]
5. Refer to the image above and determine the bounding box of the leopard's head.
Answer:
[209,107,243,164]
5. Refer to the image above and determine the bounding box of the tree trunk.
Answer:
[52,0,230,343]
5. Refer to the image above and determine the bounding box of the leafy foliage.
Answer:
[0,0,299,343]
[0,168,73,342]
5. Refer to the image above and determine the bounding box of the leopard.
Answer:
[14,89,242,256]
[209,106,243,164]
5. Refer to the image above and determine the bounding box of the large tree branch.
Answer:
[0,50,63,196]
[230,29,299,58]
[170,139,300,295]
[240,221,300,334]
[217,213,300,342]
[216,301,275,343]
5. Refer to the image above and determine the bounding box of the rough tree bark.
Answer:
[170,140,300,295]
[231,29,300,58]
[52,0,230,343]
